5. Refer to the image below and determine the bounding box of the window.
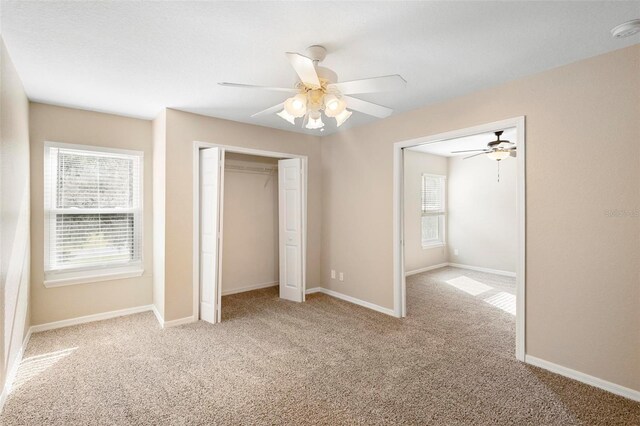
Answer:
[44,142,143,286]
[421,174,446,248]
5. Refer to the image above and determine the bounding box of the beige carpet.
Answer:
[2,267,639,425]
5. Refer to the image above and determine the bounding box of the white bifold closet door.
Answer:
[278,158,305,302]
[199,147,224,324]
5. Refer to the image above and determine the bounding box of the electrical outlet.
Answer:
[339,272,344,282]
[331,269,336,279]
[454,249,459,256]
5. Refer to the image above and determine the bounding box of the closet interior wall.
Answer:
[221,153,280,295]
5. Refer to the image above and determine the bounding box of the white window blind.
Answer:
[421,174,446,247]
[421,175,444,214]
[44,143,143,279]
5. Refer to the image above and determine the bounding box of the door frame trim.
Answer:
[192,142,308,323]
[392,116,526,361]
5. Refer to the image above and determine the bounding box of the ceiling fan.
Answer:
[219,45,406,130]
[451,131,516,161]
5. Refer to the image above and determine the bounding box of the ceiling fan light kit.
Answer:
[450,130,517,182]
[219,45,406,131]
[486,150,511,161]
[279,66,349,128]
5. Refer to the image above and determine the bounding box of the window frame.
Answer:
[421,173,447,249]
[43,141,144,287]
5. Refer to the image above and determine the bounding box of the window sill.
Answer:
[44,267,144,288]
[422,243,445,250]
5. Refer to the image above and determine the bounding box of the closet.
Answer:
[196,145,307,324]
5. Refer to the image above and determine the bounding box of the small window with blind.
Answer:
[421,174,446,248]
[44,142,143,286]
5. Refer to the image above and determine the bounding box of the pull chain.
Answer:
[497,161,500,182]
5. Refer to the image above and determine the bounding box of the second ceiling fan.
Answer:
[219,45,406,130]
[451,131,517,161]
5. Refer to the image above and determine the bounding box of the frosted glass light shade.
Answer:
[277,109,296,125]
[487,150,510,161]
[305,115,324,130]
[335,109,352,127]
[284,93,307,117]
[323,94,346,117]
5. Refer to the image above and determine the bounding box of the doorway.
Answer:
[193,143,308,325]
[393,117,526,360]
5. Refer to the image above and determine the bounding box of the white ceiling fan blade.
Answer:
[219,82,297,93]
[463,152,486,160]
[343,96,393,118]
[328,75,406,95]
[285,52,321,88]
[251,102,284,118]
[451,149,490,154]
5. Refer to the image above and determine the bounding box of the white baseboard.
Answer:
[151,304,196,328]
[151,305,164,327]
[446,263,516,277]
[405,262,515,278]
[525,355,640,402]
[222,281,278,296]
[0,329,32,413]
[405,263,449,276]
[163,316,197,328]
[30,305,154,333]
[31,302,194,332]
[305,287,396,317]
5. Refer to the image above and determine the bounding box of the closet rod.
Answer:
[225,164,277,174]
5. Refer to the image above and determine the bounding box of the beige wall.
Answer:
[0,38,30,395]
[322,45,640,391]
[29,103,153,325]
[403,150,448,272]
[152,110,166,318]
[448,154,517,272]
[162,109,321,321]
[222,153,279,294]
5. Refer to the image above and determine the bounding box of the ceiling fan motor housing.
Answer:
[488,130,512,149]
[306,45,327,62]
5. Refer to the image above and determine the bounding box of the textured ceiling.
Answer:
[2,1,639,135]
